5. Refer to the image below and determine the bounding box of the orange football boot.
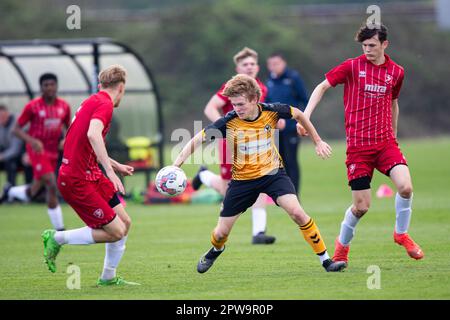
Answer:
[394,232,424,260]
[332,237,350,267]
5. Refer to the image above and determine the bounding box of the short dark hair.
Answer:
[39,73,58,86]
[268,52,286,61]
[0,105,7,111]
[355,23,388,43]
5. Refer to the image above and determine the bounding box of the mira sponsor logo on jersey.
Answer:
[364,83,388,98]
[364,84,387,93]
[238,138,272,155]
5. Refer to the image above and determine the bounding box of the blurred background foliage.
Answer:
[1,0,448,140]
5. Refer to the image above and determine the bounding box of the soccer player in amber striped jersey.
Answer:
[196,47,275,245]
[174,74,346,273]
[301,23,424,267]
[6,73,70,231]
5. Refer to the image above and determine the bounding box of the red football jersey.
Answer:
[17,97,71,155]
[325,54,404,150]
[60,91,113,181]
[216,77,268,114]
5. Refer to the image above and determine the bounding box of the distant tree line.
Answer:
[1,0,449,140]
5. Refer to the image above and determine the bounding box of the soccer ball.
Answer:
[155,166,187,196]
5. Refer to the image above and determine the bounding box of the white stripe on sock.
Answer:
[339,205,360,245]
[395,193,413,234]
[47,205,64,230]
[101,236,128,280]
[318,251,330,264]
[252,208,267,236]
[56,227,94,245]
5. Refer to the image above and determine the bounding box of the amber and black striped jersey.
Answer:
[203,103,295,180]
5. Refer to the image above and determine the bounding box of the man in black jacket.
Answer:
[266,53,309,194]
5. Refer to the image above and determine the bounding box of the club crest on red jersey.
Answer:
[93,208,104,219]
[349,164,356,174]
[385,74,393,84]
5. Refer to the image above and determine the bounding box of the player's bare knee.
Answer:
[42,174,54,185]
[216,231,228,240]
[353,196,370,217]
[398,184,413,198]
[114,229,126,241]
[214,228,229,240]
[289,207,308,225]
[107,232,120,242]
[353,205,369,217]
[47,183,58,195]
[121,215,132,231]
[109,225,127,241]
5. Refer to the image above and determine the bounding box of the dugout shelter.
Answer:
[0,38,163,189]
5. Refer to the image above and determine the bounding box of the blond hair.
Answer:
[233,47,258,65]
[222,74,261,102]
[98,64,127,89]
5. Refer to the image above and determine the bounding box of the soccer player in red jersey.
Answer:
[192,47,276,245]
[6,73,71,231]
[41,65,139,286]
[300,23,424,267]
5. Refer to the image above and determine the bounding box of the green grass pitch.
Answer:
[0,138,449,299]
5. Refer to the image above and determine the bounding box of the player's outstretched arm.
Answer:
[88,119,125,194]
[303,79,332,119]
[292,108,332,159]
[297,79,332,137]
[173,130,204,167]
